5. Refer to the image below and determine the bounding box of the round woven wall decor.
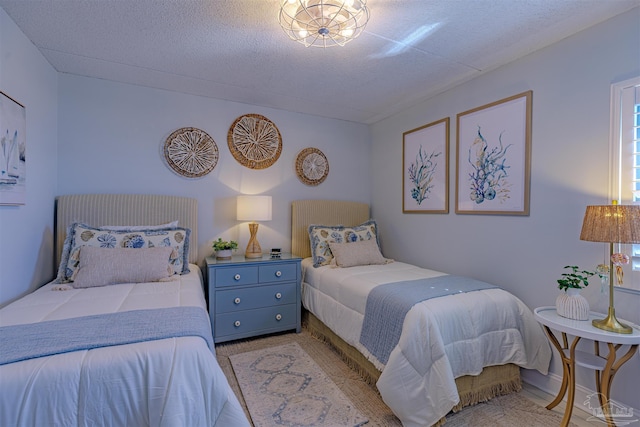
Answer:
[164,127,219,178]
[295,147,329,186]
[227,114,282,169]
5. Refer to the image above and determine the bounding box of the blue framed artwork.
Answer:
[455,91,532,215]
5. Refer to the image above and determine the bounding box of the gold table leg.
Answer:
[542,326,580,427]
[543,328,638,427]
[595,342,638,427]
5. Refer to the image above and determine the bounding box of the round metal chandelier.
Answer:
[278,0,370,48]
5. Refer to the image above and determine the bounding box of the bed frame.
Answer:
[55,193,198,266]
[291,199,521,422]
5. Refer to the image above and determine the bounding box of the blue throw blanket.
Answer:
[0,306,213,365]
[359,275,497,365]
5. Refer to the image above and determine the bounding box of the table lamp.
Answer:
[237,195,272,259]
[579,202,640,334]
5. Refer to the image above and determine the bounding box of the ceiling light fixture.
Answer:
[278,0,370,48]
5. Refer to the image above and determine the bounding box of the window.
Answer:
[610,76,640,292]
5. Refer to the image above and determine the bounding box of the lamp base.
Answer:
[592,307,633,334]
[244,222,263,259]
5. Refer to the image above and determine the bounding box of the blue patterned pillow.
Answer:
[308,219,380,268]
[55,223,191,283]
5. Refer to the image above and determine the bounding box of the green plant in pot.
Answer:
[557,265,596,291]
[213,238,238,260]
[555,265,596,321]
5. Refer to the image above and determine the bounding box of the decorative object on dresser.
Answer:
[163,127,219,178]
[227,114,282,169]
[580,202,640,333]
[403,117,449,214]
[213,238,238,260]
[237,195,272,259]
[555,265,596,320]
[0,91,26,205]
[455,90,532,215]
[295,147,329,186]
[206,254,302,343]
[278,0,370,48]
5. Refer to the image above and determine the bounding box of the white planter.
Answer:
[555,288,590,320]
[216,249,233,260]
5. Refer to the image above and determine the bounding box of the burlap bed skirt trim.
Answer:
[302,309,522,426]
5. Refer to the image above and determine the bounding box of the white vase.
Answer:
[216,249,232,260]
[556,288,590,320]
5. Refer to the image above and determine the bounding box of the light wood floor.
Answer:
[520,382,605,426]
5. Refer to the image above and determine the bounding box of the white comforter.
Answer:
[301,259,552,427]
[0,265,249,427]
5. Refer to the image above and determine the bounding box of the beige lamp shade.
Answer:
[237,195,272,258]
[237,196,272,222]
[579,203,639,334]
[579,204,640,244]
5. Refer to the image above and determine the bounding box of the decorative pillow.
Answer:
[328,239,387,268]
[55,222,190,283]
[308,219,379,268]
[72,246,173,288]
[101,220,179,231]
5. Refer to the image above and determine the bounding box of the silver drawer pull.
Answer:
[234,320,241,327]
[275,314,282,321]
[234,274,241,281]
[275,270,282,277]
[275,292,282,299]
[234,297,241,304]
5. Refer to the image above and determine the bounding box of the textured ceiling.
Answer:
[1,0,637,124]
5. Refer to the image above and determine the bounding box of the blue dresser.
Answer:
[206,254,302,343]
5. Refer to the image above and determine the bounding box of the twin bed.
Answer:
[291,199,552,427]
[0,194,249,427]
[0,195,550,427]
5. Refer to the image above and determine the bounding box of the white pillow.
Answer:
[328,239,387,268]
[101,220,179,231]
[72,246,173,288]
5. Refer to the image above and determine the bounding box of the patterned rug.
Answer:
[230,342,368,427]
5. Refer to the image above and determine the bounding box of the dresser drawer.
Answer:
[259,263,297,283]
[215,282,296,314]
[215,304,297,338]
[214,266,258,287]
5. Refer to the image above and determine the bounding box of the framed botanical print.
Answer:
[455,91,532,215]
[0,91,26,205]
[402,117,449,213]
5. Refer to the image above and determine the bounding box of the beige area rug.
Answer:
[229,342,368,427]
[216,329,576,427]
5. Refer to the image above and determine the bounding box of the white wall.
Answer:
[57,74,371,266]
[0,8,58,306]
[370,8,640,412]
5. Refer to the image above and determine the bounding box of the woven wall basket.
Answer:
[164,127,219,178]
[295,147,329,186]
[227,114,282,169]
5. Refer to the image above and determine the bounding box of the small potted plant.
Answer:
[556,265,596,320]
[213,238,238,260]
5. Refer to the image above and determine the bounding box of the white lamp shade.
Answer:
[237,195,272,221]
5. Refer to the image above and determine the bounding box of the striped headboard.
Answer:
[291,200,370,259]
[55,194,198,266]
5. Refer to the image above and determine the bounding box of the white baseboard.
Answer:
[521,369,639,424]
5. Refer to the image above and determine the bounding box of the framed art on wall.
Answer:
[0,91,26,206]
[455,91,532,215]
[403,117,449,213]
